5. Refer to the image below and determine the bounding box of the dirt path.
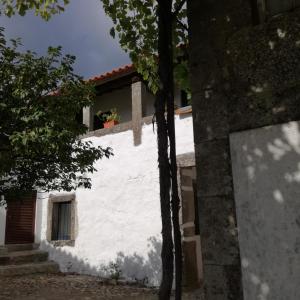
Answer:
[0,273,158,300]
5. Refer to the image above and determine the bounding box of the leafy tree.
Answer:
[101,0,189,95]
[1,1,187,299]
[0,28,112,196]
[101,1,187,299]
[0,0,69,20]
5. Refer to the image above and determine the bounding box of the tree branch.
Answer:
[172,0,186,19]
[176,18,188,32]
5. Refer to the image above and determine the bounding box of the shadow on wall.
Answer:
[230,121,300,300]
[114,236,162,286]
[40,236,162,287]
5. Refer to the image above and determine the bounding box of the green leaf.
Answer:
[0,28,112,194]
[110,27,116,38]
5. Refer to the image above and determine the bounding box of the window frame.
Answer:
[47,194,76,247]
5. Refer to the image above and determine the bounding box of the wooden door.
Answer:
[5,192,36,244]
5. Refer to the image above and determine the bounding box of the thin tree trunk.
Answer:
[165,6,183,300]
[156,1,174,299]
[157,0,182,299]
[156,87,174,299]
[168,92,182,300]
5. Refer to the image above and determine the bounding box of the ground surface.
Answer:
[0,273,158,300]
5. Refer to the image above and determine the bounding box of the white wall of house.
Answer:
[94,86,132,123]
[141,86,182,118]
[36,115,194,286]
[85,83,185,131]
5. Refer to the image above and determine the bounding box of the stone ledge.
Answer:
[48,240,75,247]
[0,261,59,277]
[81,112,193,139]
[82,115,154,139]
[0,246,8,255]
[177,152,195,167]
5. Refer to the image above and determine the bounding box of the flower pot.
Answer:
[104,120,119,128]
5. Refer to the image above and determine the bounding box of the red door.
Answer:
[5,192,36,244]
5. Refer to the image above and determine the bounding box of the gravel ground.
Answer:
[0,273,158,300]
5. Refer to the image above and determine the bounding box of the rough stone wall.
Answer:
[188,1,300,299]
[227,9,300,132]
[187,1,252,299]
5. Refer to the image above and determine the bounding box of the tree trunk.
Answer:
[168,106,182,300]
[156,1,174,299]
[157,0,182,299]
[166,12,183,300]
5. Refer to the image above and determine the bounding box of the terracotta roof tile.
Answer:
[87,64,135,84]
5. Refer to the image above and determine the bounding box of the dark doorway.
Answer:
[5,192,36,244]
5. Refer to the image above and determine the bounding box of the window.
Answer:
[47,194,76,246]
[51,201,71,241]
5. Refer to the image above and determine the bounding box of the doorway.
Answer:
[5,192,36,244]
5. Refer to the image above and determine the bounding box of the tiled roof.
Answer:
[47,64,135,96]
[87,64,135,84]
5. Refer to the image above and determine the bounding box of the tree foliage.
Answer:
[0,28,112,195]
[101,0,189,95]
[0,2,186,298]
[100,1,187,298]
[0,0,69,20]
[0,0,189,94]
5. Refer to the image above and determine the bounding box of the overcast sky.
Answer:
[0,0,130,79]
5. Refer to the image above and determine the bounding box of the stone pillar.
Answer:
[187,0,251,299]
[82,106,94,131]
[131,78,144,146]
[180,166,203,290]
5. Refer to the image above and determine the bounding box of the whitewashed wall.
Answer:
[94,86,132,123]
[36,115,194,285]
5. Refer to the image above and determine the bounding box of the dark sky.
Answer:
[0,0,130,79]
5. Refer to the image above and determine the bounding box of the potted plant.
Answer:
[95,110,107,128]
[96,109,120,129]
[104,108,120,128]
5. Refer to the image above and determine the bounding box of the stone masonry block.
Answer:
[182,190,195,224]
[197,195,240,266]
[195,139,232,197]
[192,91,229,143]
[181,173,193,187]
[203,263,243,300]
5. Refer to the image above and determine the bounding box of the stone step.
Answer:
[0,261,60,277]
[5,243,39,252]
[0,250,48,266]
[0,246,8,255]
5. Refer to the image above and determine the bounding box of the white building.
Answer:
[0,65,201,287]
